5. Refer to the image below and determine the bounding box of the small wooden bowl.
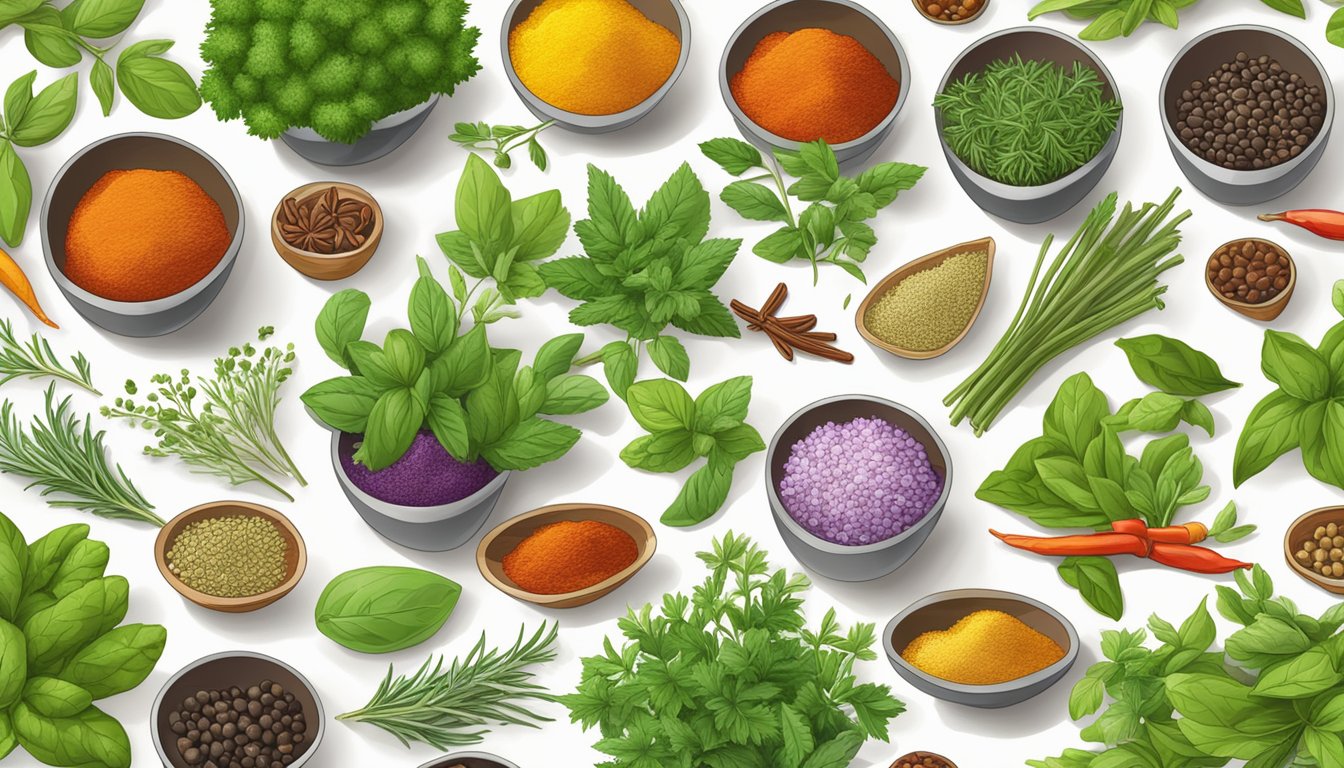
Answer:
[155,501,307,613]
[1285,507,1344,595]
[1205,238,1295,321]
[911,0,988,25]
[892,752,957,768]
[856,237,995,360]
[271,182,382,280]
[477,503,656,609]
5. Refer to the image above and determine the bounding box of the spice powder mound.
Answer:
[65,169,230,302]
[502,519,639,594]
[900,609,1065,685]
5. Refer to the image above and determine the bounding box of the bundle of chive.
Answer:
[945,188,1190,435]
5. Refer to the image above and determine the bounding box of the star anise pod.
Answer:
[278,187,375,255]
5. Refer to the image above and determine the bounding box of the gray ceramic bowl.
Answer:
[935,27,1122,224]
[721,0,909,167]
[1160,25,1333,206]
[152,651,324,768]
[40,133,242,337]
[766,395,951,582]
[280,96,439,166]
[330,431,510,551]
[419,752,521,768]
[884,589,1078,708]
[501,0,689,133]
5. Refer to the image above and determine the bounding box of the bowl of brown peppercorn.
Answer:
[911,0,986,24]
[892,752,957,768]
[1286,507,1344,596]
[152,651,323,768]
[1161,25,1333,206]
[1205,237,1295,321]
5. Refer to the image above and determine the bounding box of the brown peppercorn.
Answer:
[1208,239,1291,305]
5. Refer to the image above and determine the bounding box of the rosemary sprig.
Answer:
[0,385,161,526]
[449,119,555,170]
[337,622,559,749]
[0,318,99,394]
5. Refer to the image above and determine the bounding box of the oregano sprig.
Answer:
[450,119,555,170]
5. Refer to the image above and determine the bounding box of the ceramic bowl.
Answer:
[892,753,958,768]
[1204,237,1295,321]
[1160,25,1334,206]
[40,133,243,337]
[330,431,511,552]
[151,651,324,768]
[501,0,690,133]
[720,0,909,167]
[1285,507,1344,595]
[911,0,988,25]
[154,501,306,613]
[884,589,1078,708]
[271,182,383,280]
[765,395,951,582]
[477,503,656,608]
[856,237,995,360]
[418,753,521,768]
[280,96,439,166]
[935,27,1121,224]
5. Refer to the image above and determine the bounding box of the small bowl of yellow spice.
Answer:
[884,588,1078,708]
[502,0,690,133]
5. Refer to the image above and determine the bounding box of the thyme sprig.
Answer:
[0,318,98,394]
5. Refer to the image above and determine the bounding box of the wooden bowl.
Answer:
[892,752,957,768]
[856,237,995,360]
[155,501,307,612]
[476,503,655,609]
[1285,507,1344,595]
[911,0,987,25]
[1205,238,1295,321]
[271,182,382,280]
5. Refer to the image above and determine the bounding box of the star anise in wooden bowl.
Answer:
[278,186,374,255]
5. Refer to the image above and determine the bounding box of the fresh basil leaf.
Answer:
[0,0,45,25]
[314,289,370,370]
[700,137,763,176]
[9,71,76,147]
[1044,372,1110,461]
[12,703,130,768]
[1058,556,1123,620]
[1259,0,1306,17]
[1115,335,1240,396]
[1079,7,1126,39]
[1300,400,1344,491]
[531,333,583,382]
[315,566,460,653]
[856,162,926,208]
[600,340,636,400]
[380,329,425,388]
[720,180,790,223]
[1234,389,1308,486]
[22,8,81,68]
[465,366,518,450]
[0,140,30,247]
[627,379,695,433]
[707,423,765,469]
[432,324,490,397]
[660,462,734,527]
[1104,392,1184,434]
[800,730,863,768]
[1181,400,1215,437]
[424,394,469,460]
[1329,8,1344,48]
[61,0,144,37]
[301,377,380,433]
[509,189,569,262]
[23,676,92,718]
[538,256,613,301]
[693,375,751,432]
[620,430,697,473]
[647,336,690,381]
[408,273,457,357]
[754,226,805,264]
[1177,597,1216,650]
[57,623,164,699]
[456,153,514,255]
[1253,646,1339,698]
[0,619,23,709]
[540,374,608,416]
[3,71,36,129]
[1036,457,1100,512]
[1263,330,1330,402]
[482,418,579,471]
[115,41,200,119]
[1305,725,1344,768]
[1150,0,1180,28]
[353,388,423,471]
[1028,0,1101,20]
[670,292,740,338]
[88,57,114,116]
[527,137,546,171]
[1069,675,1105,720]
[978,469,1104,528]
[640,162,710,245]
[1122,0,1154,35]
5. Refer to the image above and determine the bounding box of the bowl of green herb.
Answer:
[933,27,1122,224]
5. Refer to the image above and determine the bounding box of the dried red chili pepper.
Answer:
[1258,209,1344,241]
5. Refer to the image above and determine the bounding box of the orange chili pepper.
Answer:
[989,529,1149,557]
[989,519,1249,575]
[1110,519,1207,544]
[1258,209,1344,241]
[1149,543,1252,574]
[0,246,57,328]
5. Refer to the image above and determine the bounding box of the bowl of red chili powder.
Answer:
[720,0,909,166]
[40,133,243,337]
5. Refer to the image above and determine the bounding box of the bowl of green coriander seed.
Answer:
[155,501,307,613]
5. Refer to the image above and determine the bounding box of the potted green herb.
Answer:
[301,261,608,550]
[198,0,481,166]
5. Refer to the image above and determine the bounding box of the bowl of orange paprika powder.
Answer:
[40,133,243,337]
[720,0,910,166]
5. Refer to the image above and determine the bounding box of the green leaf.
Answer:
[3,72,36,131]
[708,423,765,467]
[62,0,144,37]
[1306,726,1344,768]
[620,430,697,473]
[0,619,24,709]
[12,703,130,768]
[527,137,547,171]
[315,566,460,653]
[301,376,380,433]
[1058,556,1123,620]
[647,336,690,381]
[539,374,608,415]
[626,379,695,433]
[408,273,458,356]
[1259,0,1306,17]
[89,57,114,116]
[115,41,200,119]
[456,153,514,253]
[641,162,710,245]
[432,324,491,397]
[23,676,92,718]
[531,333,584,382]
[0,0,45,26]
[1104,392,1184,434]
[10,72,76,147]
[0,140,30,247]
[1069,675,1105,720]
[600,341,637,400]
[720,180,790,222]
[1043,372,1109,460]
[577,165,638,261]
[1028,0,1102,20]
[779,704,814,768]
[354,388,423,471]
[1253,646,1339,698]
[661,462,735,527]
[425,394,469,459]
[1122,0,1154,35]
[856,162,926,208]
[1234,390,1308,486]
[482,418,580,471]
[1150,0,1180,27]
[1181,399,1215,437]
[509,189,569,262]
[754,226,805,264]
[57,623,164,699]
[801,730,863,768]
[1115,335,1240,396]
[314,289,370,370]
[538,257,613,301]
[672,238,739,291]
[700,137,763,176]
[1263,330,1330,402]
[380,329,426,387]
[22,8,81,68]
[693,375,751,432]
[1079,8,1127,39]
[1329,8,1344,48]
[1301,400,1344,490]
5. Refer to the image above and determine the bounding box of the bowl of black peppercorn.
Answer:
[152,651,323,768]
[1161,25,1334,206]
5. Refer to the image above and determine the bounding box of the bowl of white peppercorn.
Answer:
[152,651,324,768]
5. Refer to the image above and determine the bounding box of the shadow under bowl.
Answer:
[883,589,1078,708]
[1285,507,1344,595]
[765,395,951,582]
[280,97,439,166]
[40,133,243,337]
[720,0,909,167]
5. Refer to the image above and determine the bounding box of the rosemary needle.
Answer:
[0,318,99,395]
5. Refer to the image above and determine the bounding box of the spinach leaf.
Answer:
[12,703,130,768]
[57,624,164,699]
[21,524,87,596]
[1114,335,1239,396]
[23,576,127,674]
[0,618,24,709]
[23,676,92,718]
[315,566,461,654]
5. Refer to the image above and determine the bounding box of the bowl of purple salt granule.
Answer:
[331,430,511,552]
[766,395,951,582]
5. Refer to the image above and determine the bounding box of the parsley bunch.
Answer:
[563,532,905,768]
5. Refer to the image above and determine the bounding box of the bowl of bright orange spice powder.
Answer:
[477,503,656,608]
[40,133,243,337]
[721,0,909,165]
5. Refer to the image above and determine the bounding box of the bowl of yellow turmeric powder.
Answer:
[883,589,1078,708]
[502,0,691,133]
[40,133,244,337]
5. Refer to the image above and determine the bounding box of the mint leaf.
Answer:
[647,336,690,381]
[626,379,694,432]
[661,462,733,526]
[601,341,637,400]
[482,418,580,471]
[641,162,709,245]
[540,375,608,415]
[621,431,696,473]
[694,376,752,430]
[699,137,763,176]
[721,180,790,222]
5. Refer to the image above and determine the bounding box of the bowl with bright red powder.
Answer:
[719,0,909,165]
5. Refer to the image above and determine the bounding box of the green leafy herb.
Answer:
[1329,5,1344,47]
[337,622,557,749]
[315,566,460,654]
[0,71,75,246]
[538,162,742,396]
[945,189,1189,435]
[450,119,555,171]
[0,386,160,526]
[563,532,905,767]
[302,261,607,472]
[701,136,925,287]
[100,328,306,501]
[1034,565,1344,768]
[435,153,570,321]
[199,0,479,142]
[0,511,166,768]
[619,376,764,526]
[0,318,96,394]
[1114,334,1240,396]
[1028,0,1310,39]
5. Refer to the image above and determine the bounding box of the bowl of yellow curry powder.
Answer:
[40,133,244,337]
[883,589,1078,708]
[502,0,690,132]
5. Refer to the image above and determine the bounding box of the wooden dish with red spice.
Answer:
[270,182,382,281]
[476,503,656,609]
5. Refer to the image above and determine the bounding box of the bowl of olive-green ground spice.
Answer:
[155,501,307,612]
[856,237,994,360]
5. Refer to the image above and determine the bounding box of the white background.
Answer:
[3,0,1344,766]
